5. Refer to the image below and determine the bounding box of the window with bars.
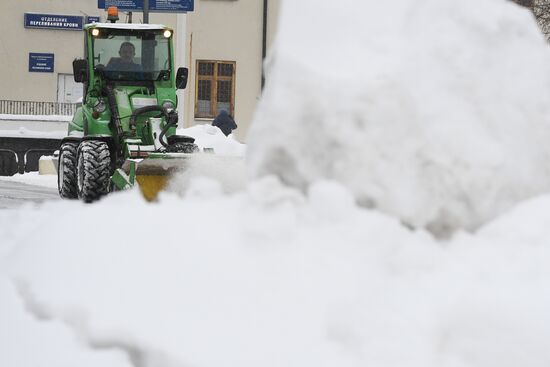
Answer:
[195,60,236,118]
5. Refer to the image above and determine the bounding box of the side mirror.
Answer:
[73,59,88,83]
[176,67,189,89]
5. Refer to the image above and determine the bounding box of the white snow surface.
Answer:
[172,124,247,193]
[247,0,550,234]
[1,179,550,367]
[0,127,67,138]
[2,1,550,367]
[178,124,246,157]
[0,114,72,122]
[0,278,131,367]
[0,172,58,189]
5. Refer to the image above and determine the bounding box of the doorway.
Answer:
[57,74,83,103]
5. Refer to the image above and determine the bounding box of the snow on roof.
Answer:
[85,23,169,30]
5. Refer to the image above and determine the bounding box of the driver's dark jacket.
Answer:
[106,58,142,72]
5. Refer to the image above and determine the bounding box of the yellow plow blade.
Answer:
[136,175,170,201]
[119,152,244,201]
[122,154,193,201]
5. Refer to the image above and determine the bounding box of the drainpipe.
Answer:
[261,0,268,90]
[176,13,188,125]
[143,0,150,23]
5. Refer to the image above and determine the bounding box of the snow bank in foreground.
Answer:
[0,278,131,367]
[1,179,549,367]
[248,0,550,234]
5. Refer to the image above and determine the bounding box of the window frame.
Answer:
[194,60,236,119]
[91,29,172,82]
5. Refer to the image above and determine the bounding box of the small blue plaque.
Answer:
[29,53,54,73]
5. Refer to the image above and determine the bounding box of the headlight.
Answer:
[162,100,175,112]
[93,99,106,113]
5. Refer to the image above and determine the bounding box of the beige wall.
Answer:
[182,0,280,141]
[0,0,280,140]
[0,1,176,102]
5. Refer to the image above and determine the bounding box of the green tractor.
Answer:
[58,21,197,202]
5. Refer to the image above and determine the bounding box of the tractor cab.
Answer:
[92,26,172,84]
[74,23,188,89]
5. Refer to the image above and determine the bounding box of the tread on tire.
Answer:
[58,142,78,199]
[77,140,111,203]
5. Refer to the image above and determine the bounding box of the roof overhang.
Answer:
[84,23,170,31]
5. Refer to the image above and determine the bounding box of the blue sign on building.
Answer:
[24,13,84,30]
[98,0,194,12]
[29,53,54,73]
[86,16,101,24]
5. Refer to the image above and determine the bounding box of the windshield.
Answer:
[92,29,171,82]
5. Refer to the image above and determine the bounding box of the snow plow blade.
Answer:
[111,152,244,201]
[135,175,170,201]
[111,153,193,201]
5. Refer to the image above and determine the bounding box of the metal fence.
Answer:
[0,137,62,176]
[0,100,77,116]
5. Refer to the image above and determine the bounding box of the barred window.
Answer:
[195,60,235,118]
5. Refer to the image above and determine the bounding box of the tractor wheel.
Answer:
[77,140,111,203]
[166,142,200,153]
[58,142,78,199]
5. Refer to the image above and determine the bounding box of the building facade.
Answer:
[0,0,280,141]
[183,0,280,140]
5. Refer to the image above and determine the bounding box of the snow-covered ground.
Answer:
[0,128,67,139]
[2,1,550,367]
[178,124,246,157]
[0,114,72,122]
[0,114,70,138]
[0,124,245,191]
[2,175,550,367]
[0,172,58,189]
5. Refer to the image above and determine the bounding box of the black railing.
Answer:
[0,137,62,175]
[0,100,77,116]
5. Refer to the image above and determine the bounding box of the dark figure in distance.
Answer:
[212,110,237,136]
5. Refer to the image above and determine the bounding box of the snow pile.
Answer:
[1,180,550,367]
[248,0,550,234]
[0,279,130,367]
[2,1,550,366]
[171,124,247,194]
[178,124,246,157]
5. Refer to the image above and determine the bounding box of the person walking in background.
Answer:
[212,110,237,136]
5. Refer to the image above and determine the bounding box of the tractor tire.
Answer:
[58,142,78,199]
[166,142,200,153]
[77,140,111,203]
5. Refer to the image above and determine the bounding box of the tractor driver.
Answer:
[106,42,143,76]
